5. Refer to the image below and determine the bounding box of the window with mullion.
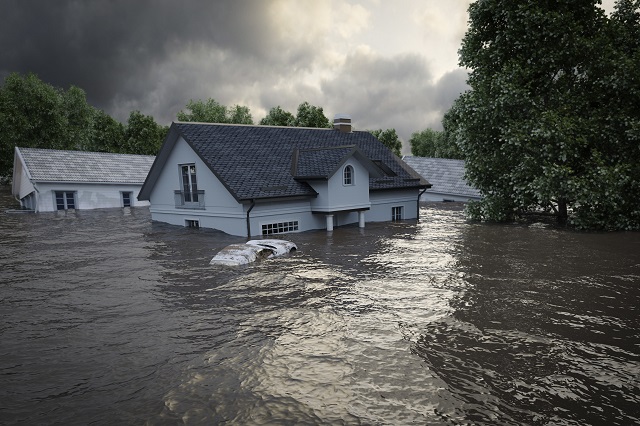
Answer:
[181,164,198,203]
[122,192,132,207]
[55,191,76,210]
[392,206,403,221]
[344,165,354,185]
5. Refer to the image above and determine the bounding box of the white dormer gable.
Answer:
[306,155,379,213]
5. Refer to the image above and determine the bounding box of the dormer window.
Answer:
[343,165,354,185]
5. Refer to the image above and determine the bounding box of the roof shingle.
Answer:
[402,156,481,198]
[18,147,155,184]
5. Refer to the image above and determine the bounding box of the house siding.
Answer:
[369,189,420,221]
[34,182,149,212]
[147,137,245,229]
[12,147,154,212]
[15,160,35,201]
[248,200,319,237]
[308,158,371,212]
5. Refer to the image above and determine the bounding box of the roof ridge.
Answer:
[174,121,372,133]
[17,146,155,158]
[175,121,335,131]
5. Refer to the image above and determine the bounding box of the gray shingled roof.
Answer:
[293,146,356,178]
[17,147,155,184]
[402,156,482,198]
[141,123,429,201]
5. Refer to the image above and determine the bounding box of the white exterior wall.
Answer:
[308,158,370,212]
[248,199,321,237]
[34,182,149,212]
[326,159,370,211]
[369,189,420,222]
[147,137,245,232]
[12,158,35,201]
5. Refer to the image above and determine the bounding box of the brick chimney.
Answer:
[333,113,352,133]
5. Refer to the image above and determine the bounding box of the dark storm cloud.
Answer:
[1,0,314,119]
[1,0,469,142]
[320,51,469,151]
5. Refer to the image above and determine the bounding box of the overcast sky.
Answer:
[1,0,618,152]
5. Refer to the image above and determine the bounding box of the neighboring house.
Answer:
[12,147,155,212]
[138,116,431,237]
[402,156,482,202]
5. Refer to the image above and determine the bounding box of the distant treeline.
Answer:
[0,72,414,181]
[0,73,168,181]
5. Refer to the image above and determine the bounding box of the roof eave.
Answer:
[371,183,431,192]
[239,194,317,203]
[138,124,182,201]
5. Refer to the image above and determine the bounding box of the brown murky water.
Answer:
[0,188,638,425]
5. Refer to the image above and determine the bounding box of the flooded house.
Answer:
[11,147,155,212]
[402,156,482,202]
[138,115,431,237]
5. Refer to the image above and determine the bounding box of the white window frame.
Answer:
[343,165,354,186]
[391,206,403,221]
[54,191,77,210]
[121,191,133,207]
[180,163,199,203]
[260,220,300,235]
[185,219,200,228]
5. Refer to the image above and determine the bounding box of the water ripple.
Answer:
[1,192,639,425]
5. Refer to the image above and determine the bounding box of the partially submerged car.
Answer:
[210,239,297,266]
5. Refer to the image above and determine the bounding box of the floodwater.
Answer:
[0,188,638,426]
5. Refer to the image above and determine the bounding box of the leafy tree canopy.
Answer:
[259,106,296,126]
[294,102,331,128]
[90,109,126,153]
[176,98,254,124]
[0,73,88,180]
[368,128,402,157]
[259,102,331,128]
[409,128,463,159]
[0,72,169,180]
[124,111,169,156]
[452,0,640,230]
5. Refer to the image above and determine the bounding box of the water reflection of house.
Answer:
[402,156,482,202]
[138,115,431,237]
[12,147,155,212]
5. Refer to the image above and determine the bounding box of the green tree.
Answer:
[294,102,331,128]
[259,102,332,128]
[410,106,464,159]
[409,128,463,159]
[0,72,68,179]
[259,106,296,126]
[227,105,253,124]
[369,128,402,157]
[177,98,253,124]
[453,0,640,229]
[91,109,126,153]
[63,85,96,151]
[124,111,168,155]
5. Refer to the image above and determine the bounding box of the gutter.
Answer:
[417,187,428,221]
[246,199,256,238]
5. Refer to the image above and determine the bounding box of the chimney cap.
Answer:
[333,113,352,133]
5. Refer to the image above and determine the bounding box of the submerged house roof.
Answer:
[402,156,481,199]
[140,122,429,202]
[16,147,155,184]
